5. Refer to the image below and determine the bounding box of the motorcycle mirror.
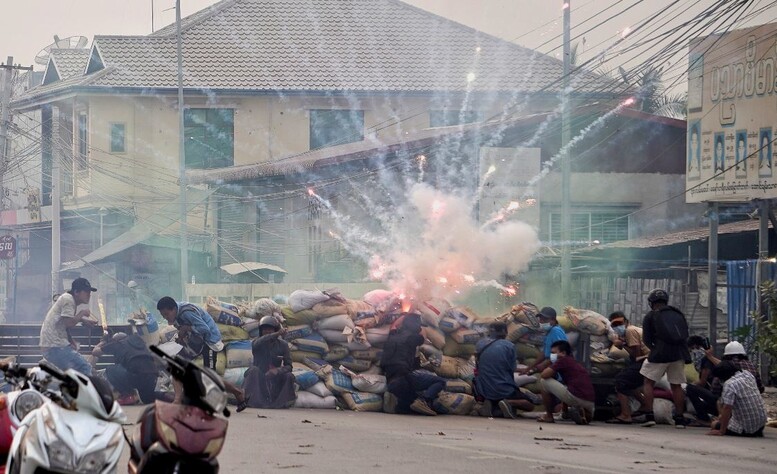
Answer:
[39,361,66,380]
[223,407,231,418]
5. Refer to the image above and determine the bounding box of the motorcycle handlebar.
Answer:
[39,361,66,381]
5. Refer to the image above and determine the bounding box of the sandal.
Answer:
[606,417,632,424]
[236,394,251,413]
[536,414,555,423]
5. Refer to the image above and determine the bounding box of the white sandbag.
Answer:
[432,356,459,378]
[363,289,396,310]
[654,398,675,425]
[316,314,354,332]
[441,307,478,330]
[365,326,391,346]
[457,357,476,382]
[564,306,610,336]
[324,345,350,362]
[445,379,473,395]
[451,328,480,344]
[283,324,314,341]
[350,347,383,361]
[343,339,372,351]
[351,374,387,394]
[294,391,336,409]
[318,329,350,344]
[338,356,372,372]
[417,298,451,328]
[306,381,334,398]
[225,341,253,369]
[317,366,355,394]
[222,367,246,387]
[291,333,329,356]
[250,298,283,320]
[289,289,330,312]
[311,301,349,318]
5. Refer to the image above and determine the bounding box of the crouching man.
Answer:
[381,313,445,416]
[538,340,595,424]
[242,316,296,410]
[91,332,165,404]
[474,322,536,419]
[707,361,767,437]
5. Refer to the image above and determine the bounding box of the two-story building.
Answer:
[7,0,651,320]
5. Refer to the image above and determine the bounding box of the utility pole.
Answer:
[560,2,572,302]
[52,107,62,295]
[176,0,189,299]
[0,56,33,211]
[707,202,718,355]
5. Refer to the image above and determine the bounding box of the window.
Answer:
[77,113,88,172]
[429,110,482,127]
[309,110,364,149]
[109,123,125,153]
[549,211,630,245]
[184,108,234,169]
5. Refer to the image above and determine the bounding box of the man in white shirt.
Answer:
[39,278,99,375]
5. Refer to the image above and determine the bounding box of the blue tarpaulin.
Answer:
[726,260,777,335]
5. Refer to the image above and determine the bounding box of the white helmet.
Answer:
[723,341,746,356]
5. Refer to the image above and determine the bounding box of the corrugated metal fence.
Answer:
[725,259,777,336]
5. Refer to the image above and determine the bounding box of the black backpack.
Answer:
[652,306,689,345]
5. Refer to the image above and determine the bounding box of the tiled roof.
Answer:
[18,0,620,99]
[49,49,90,79]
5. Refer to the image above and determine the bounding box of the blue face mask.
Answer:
[549,353,558,364]
[540,323,552,331]
[613,325,626,337]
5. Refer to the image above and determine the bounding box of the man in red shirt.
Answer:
[537,340,595,424]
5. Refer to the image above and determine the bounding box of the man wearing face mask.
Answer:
[684,335,717,423]
[518,307,567,378]
[606,311,650,424]
[537,340,595,424]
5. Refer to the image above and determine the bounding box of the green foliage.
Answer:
[752,280,777,377]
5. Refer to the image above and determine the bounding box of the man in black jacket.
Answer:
[639,289,691,427]
[381,313,445,416]
[242,316,295,410]
[91,332,164,404]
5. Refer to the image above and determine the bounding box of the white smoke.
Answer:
[369,183,540,302]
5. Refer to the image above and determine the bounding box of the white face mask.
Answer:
[549,353,559,364]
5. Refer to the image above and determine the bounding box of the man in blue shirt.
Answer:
[519,307,568,377]
[475,322,536,419]
[157,296,247,410]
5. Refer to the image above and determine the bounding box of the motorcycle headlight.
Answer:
[76,427,122,474]
[12,391,44,422]
[200,373,227,413]
[47,440,75,471]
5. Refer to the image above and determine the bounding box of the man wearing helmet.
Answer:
[241,315,296,410]
[639,289,691,427]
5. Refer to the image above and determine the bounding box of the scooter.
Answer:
[6,362,126,474]
[0,363,49,472]
[128,345,230,474]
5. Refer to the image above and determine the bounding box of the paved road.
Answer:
[118,405,775,473]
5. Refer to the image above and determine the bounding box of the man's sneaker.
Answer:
[640,412,656,427]
[478,400,494,417]
[410,398,437,416]
[498,400,517,419]
[674,416,691,429]
[525,391,543,406]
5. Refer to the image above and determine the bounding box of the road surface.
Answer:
[119,405,775,473]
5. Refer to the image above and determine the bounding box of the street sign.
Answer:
[0,235,16,259]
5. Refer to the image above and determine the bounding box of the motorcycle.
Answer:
[0,363,49,472]
[6,362,126,474]
[128,345,230,474]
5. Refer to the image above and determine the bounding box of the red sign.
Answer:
[0,235,16,260]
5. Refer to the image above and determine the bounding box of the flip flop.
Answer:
[606,417,632,424]
[536,415,555,423]
[236,394,251,413]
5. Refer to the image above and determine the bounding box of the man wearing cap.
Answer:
[606,311,650,424]
[519,306,567,378]
[39,278,99,375]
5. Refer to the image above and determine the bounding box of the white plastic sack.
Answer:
[294,391,336,409]
[289,289,330,312]
[306,381,334,398]
[316,314,354,332]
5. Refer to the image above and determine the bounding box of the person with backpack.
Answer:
[639,289,692,427]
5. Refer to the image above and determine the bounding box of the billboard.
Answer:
[686,23,777,203]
